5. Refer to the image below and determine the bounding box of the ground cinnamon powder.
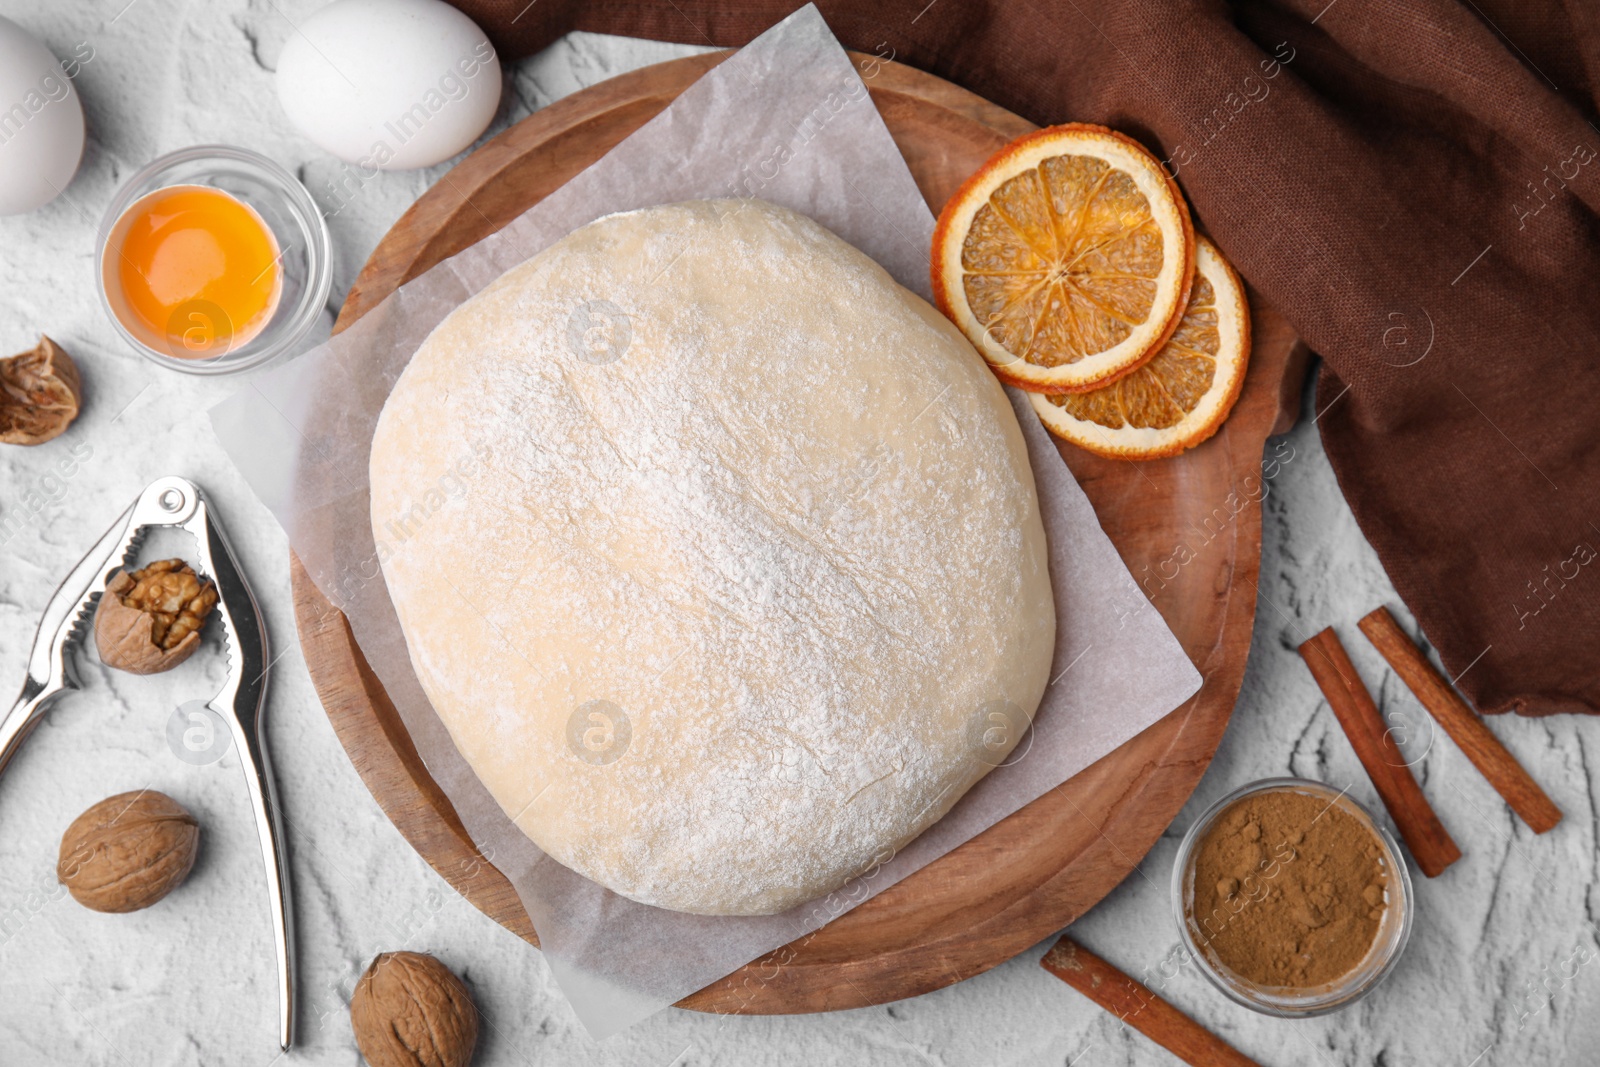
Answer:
[1189,789,1390,988]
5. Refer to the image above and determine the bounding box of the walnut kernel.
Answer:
[94,559,218,675]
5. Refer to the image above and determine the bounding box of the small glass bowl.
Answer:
[1170,776,1414,1016]
[96,144,331,375]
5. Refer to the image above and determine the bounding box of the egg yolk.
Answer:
[115,186,282,358]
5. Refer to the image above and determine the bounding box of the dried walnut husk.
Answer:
[0,335,82,446]
[350,951,479,1067]
[57,791,200,913]
[94,559,219,675]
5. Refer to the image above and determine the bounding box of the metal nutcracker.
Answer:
[0,475,295,1050]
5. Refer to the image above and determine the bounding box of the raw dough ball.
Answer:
[371,199,1055,915]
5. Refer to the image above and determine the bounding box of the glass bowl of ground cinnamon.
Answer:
[1171,777,1413,1015]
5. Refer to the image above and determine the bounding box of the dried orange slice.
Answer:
[933,123,1195,394]
[1031,237,1250,459]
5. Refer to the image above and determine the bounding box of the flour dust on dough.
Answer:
[370,199,1055,916]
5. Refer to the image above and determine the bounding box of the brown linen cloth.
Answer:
[449,0,1600,716]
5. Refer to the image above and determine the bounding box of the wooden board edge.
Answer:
[290,554,540,945]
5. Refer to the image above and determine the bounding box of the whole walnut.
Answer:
[58,791,200,913]
[94,559,219,675]
[350,952,478,1067]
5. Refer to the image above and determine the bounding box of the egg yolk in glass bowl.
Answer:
[112,185,282,358]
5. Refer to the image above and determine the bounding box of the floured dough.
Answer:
[370,199,1055,916]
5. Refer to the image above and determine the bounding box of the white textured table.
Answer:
[1,4,1596,1065]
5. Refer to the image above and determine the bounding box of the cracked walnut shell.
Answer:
[94,559,219,675]
[351,952,478,1067]
[0,335,82,446]
[57,791,200,913]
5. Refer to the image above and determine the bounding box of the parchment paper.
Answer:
[211,5,1202,1036]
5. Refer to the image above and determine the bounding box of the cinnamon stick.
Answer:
[1041,937,1260,1067]
[1297,627,1462,877]
[1358,606,1562,834]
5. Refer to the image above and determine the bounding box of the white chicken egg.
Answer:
[0,17,86,216]
[276,0,502,171]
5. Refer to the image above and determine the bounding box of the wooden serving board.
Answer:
[291,51,1307,1014]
